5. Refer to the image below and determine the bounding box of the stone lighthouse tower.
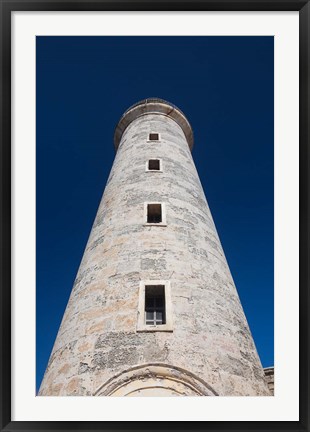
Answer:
[39,98,270,396]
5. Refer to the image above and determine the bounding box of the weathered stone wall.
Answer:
[264,367,274,395]
[39,101,270,396]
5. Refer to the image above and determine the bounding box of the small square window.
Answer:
[148,159,160,171]
[145,159,162,172]
[148,133,159,141]
[147,204,162,223]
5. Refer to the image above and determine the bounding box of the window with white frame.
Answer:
[147,132,160,141]
[144,202,167,226]
[146,159,162,172]
[137,281,173,332]
[145,285,166,325]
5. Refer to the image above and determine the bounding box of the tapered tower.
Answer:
[39,98,270,396]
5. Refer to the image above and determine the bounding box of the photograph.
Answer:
[36,36,274,397]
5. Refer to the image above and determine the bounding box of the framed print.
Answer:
[1,1,309,431]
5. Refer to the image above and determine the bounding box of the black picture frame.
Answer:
[1,1,309,431]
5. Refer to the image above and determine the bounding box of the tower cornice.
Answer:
[114,98,194,151]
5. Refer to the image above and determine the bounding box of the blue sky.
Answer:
[36,36,274,392]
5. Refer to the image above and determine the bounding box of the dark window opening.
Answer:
[147,204,162,223]
[148,159,160,170]
[149,133,159,141]
[145,285,166,325]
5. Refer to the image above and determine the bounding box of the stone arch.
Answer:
[93,363,218,396]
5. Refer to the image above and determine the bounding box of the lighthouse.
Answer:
[39,98,270,396]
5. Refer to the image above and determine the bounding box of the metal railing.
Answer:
[123,98,187,119]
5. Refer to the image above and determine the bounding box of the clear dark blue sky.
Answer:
[36,36,274,392]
